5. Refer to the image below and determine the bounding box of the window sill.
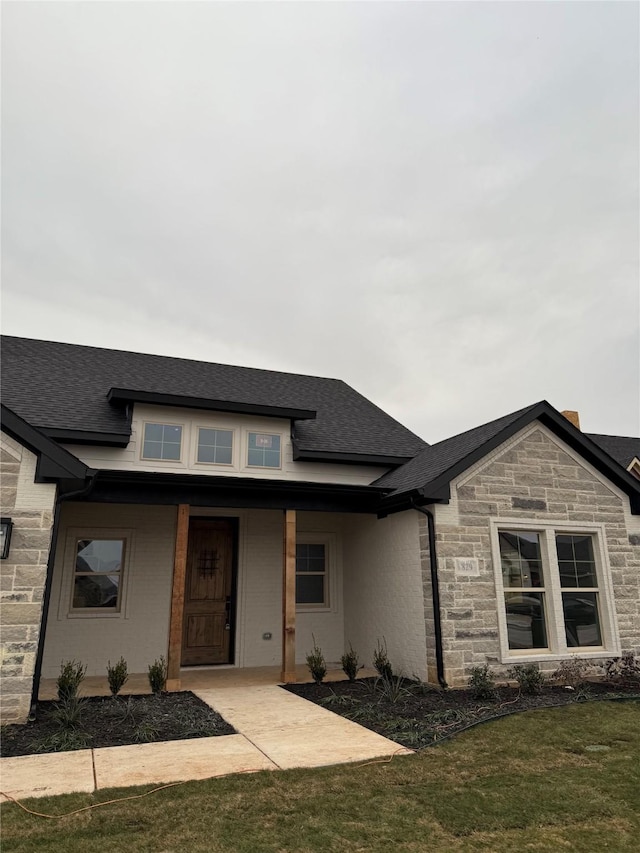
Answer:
[501,647,618,665]
[66,610,124,619]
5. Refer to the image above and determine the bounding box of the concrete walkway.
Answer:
[1,684,411,802]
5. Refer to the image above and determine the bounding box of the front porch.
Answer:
[39,498,431,697]
[39,663,378,700]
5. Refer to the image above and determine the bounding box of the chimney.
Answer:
[561,410,580,430]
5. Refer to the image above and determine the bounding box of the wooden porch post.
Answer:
[166,504,190,691]
[281,509,297,683]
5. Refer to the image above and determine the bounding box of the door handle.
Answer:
[225,596,231,630]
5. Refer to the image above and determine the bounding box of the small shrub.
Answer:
[551,658,592,690]
[49,696,86,730]
[340,645,360,682]
[373,639,393,682]
[508,664,545,695]
[56,660,87,702]
[468,665,497,700]
[148,656,167,694]
[107,657,129,697]
[133,722,161,743]
[605,653,640,687]
[31,730,90,753]
[117,696,139,725]
[306,638,326,685]
[374,673,410,704]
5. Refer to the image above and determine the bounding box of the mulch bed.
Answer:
[284,678,640,749]
[0,692,235,757]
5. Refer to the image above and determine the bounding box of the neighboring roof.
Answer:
[376,401,640,513]
[0,404,90,481]
[587,434,640,470]
[0,336,427,463]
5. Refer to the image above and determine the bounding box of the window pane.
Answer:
[247,434,281,468]
[563,592,602,646]
[76,540,123,574]
[296,544,325,573]
[143,440,163,459]
[142,424,182,460]
[197,429,233,464]
[558,562,578,588]
[296,574,325,605]
[504,592,548,649]
[555,535,575,562]
[499,531,542,589]
[575,562,597,588]
[572,536,595,562]
[161,442,181,461]
[73,574,120,608]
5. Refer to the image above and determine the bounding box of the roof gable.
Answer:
[377,401,640,513]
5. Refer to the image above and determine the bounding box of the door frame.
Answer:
[181,515,239,667]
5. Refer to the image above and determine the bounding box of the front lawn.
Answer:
[2,702,639,852]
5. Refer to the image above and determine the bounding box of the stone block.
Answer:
[0,602,42,625]
[628,534,640,546]
[512,497,547,511]
[13,566,47,588]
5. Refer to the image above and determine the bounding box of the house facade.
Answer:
[1,336,639,724]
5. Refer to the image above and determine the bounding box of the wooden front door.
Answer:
[181,519,236,666]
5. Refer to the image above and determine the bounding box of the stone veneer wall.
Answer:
[427,425,640,687]
[0,435,56,723]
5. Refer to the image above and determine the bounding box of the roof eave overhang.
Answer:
[82,470,388,514]
[1,405,91,482]
[108,388,317,421]
[291,439,412,468]
[42,428,131,448]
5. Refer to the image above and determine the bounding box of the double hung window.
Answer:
[492,522,616,659]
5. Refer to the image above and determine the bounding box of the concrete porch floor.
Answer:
[38,663,378,699]
[3,669,408,803]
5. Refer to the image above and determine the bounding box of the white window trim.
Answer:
[193,425,236,469]
[244,430,283,471]
[58,527,134,620]
[489,519,620,663]
[295,532,335,612]
[140,420,185,465]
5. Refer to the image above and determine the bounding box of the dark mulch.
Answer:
[0,692,235,757]
[284,678,640,749]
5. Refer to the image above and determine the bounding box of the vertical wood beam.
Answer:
[281,508,297,683]
[166,504,190,691]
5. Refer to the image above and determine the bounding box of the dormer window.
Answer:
[141,423,183,461]
[197,428,233,465]
[247,432,281,468]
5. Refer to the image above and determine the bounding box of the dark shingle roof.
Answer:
[374,403,539,495]
[586,434,640,469]
[0,336,427,460]
[375,402,640,512]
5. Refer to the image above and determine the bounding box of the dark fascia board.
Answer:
[108,388,317,421]
[382,401,640,514]
[42,428,131,448]
[1,405,91,481]
[292,445,412,467]
[85,470,387,513]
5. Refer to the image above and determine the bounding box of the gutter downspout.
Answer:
[28,473,98,721]
[411,500,447,689]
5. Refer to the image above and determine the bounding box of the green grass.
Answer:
[2,701,639,852]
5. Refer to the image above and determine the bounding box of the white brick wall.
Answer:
[343,511,428,680]
[42,503,177,678]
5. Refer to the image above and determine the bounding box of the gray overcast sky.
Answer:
[2,1,639,442]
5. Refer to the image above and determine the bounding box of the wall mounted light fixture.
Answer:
[1,518,14,560]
